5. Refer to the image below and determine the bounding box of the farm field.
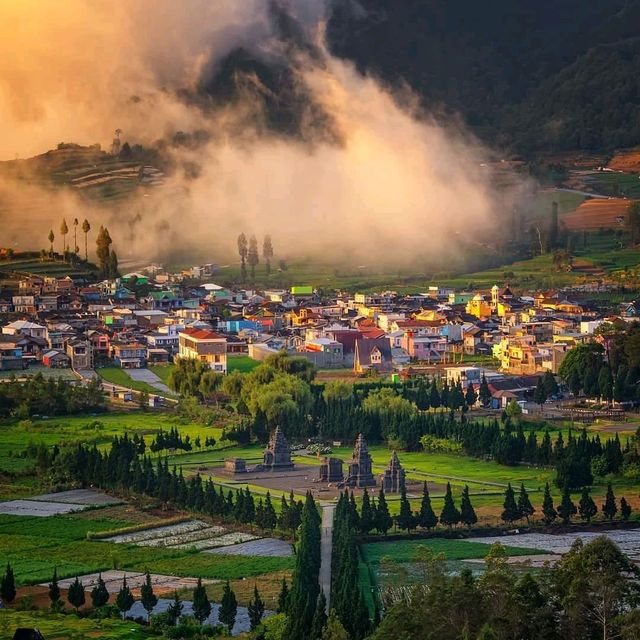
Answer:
[0,364,78,382]
[561,198,629,231]
[607,148,640,173]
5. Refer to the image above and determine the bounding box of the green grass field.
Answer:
[0,512,293,587]
[0,610,151,640]
[228,356,261,373]
[96,367,173,398]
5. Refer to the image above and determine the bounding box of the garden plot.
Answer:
[102,519,260,551]
[467,529,640,561]
[0,499,88,517]
[48,570,217,594]
[206,537,293,557]
[29,488,123,506]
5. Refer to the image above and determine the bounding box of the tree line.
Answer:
[237,233,275,280]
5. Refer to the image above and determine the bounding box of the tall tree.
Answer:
[602,483,618,520]
[167,590,183,626]
[73,217,79,253]
[579,487,597,522]
[60,218,69,255]
[48,229,55,256]
[0,563,16,603]
[396,483,415,532]
[557,485,577,525]
[542,483,557,525]
[479,374,491,407]
[533,377,548,409]
[626,200,640,245]
[501,483,520,523]
[517,483,535,524]
[322,610,350,640]
[237,233,248,281]
[263,234,274,275]
[620,497,632,521]
[417,481,438,530]
[219,580,238,632]
[376,488,393,534]
[96,226,113,276]
[248,584,265,630]
[277,578,289,614]
[140,571,157,621]
[81,219,91,261]
[360,487,375,534]
[67,576,85,612]
[310,591,328,640]
[91,573,109,608]
[543,370,559,398]
[48,568,61,608]
[460,485,478,527]
[192,577,212,624]
[248,234,259,279]
[115,576,134,619]
[440,482,460,527]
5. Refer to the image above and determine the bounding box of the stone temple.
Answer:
[345,433,376,488]
[380,450,405,493]
[319,457,344,483]
[262,426,294,470]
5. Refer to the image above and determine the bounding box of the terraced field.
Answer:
[561,198,629,231]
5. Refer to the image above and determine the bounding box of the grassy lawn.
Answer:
[96,367,166,396]
[361,538,544,565]
[0,512,294,587]
[0,610,151,640]
[228,356,261,373]
[149,364,173,384]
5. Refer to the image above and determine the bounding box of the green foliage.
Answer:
[375,488,392,535]
[90,573,109,608]
[459,485,477,527]
[439,483,460,527]
[557,485,577,525]
[542,483,557,525]
[248,584,265,631]
[140,571,157,620]
[115,576,134,617]
[1,563,16,603]
[417,481,438,530]
[603,483,618,520]
[67,576,85,611]
[219,580,237,632]
[579,487,598,522]
[48,568,61,606]
[501,483,520,524]
[192,577,211,624]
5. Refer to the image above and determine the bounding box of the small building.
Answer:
[42,350,71,368]
[353,338,393,374]
[319,457,343,483]
[380,451,405,493]
[146,348,170,364]
[225,458,247,474]
[263,427,294,470]
[112,342,146,369]
[65,338,93,370]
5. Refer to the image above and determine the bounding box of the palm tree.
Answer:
[82,219,91,261]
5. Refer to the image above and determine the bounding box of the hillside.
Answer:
[326,0,640,153]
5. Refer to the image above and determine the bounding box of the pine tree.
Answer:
[248,235,259,279]
[459,485,478,527]
[322,610,350,640]
[603,483,618,520]
[517,483,535,524]
[557,485,577,525]
[237,233,248,281]
[0,563,16,604]
[542,483,557,525]
[417,481,438,530]
[502,483,520,523]
[263,491,277,529]
[48,568,61,607]
[440,482,460,527]
[352,590,371,640]
[620,497,632,521]
[479,374,491,407]
[219,580,238,632]
[277,578,289,614]
[579,487,597,522]
[376,488,393,534]
[91,573,109,608]
[396,483,415,532]
[82,219,91,261]
[140,571,157,621]
[48,229,55,256]
[310,591,327,640]
[533,377,548,409]
[167,590,183,626]
[263,235,274,276]
[60,218,69,254]
[192,577,212,624]
[67,576,85,612]
[465,384,478,409]
[115,576,134,620]
[359,488,375,534]
[248,584,265,630]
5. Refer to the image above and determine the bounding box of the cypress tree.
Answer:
[352,590,371,640]
[310,591,327,640]
[263,491,277,529]
[140,571,157,621]
[277,578,289,613]
[376,488,393,535]
[192,577,212,624]
[620,497,632,521]
[479,374,491,407]
[91,573,109,608]
[322,610,350,639]
[167,590,183,626]
[0,563,16,604]
[557,485,577,525]
[501,483,520,523]
[459,485,477,527]
[248,584,265,630]
[48,568,61,608]
[542,483,557,525]
[579,487,597,522]
[440,482,460,527]
[517,483,535,524]
[417,481,438,530]
[116,576,134,619]
[603,483,617,520]
[219,580,238,632]
[359,488,375,534]
[67,576,86,612]
[396,483,415,532]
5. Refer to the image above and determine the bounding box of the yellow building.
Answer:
[466,294,492,319]
[178,328,227,373]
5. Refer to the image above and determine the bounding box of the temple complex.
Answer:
[262,426,294,470]
[345,433,376,488]
[380,450,405,493]
[319,456,344,483]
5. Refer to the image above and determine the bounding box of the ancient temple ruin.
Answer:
[380,450,405,493]
[319,456,344,483]
[345,433,376,488]
[262,426,294,470]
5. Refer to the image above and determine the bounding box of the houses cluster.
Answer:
[0,269,636,402]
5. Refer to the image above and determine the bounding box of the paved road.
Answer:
[127,368,175,395]
[554,187,612,199]
[319,503,335,611]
